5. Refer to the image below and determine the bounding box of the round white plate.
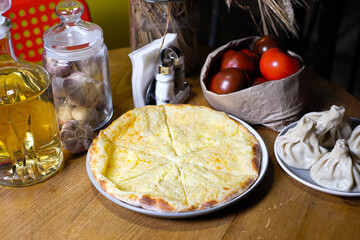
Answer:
[274,118,360,197]
[86,116,269,218]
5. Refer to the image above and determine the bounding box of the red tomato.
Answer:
[221,51,255,76]
[209,68,249,94]
[240,48,259,66]
[251,77,268,86]
[221,49,236,61]
[253,35,281,56]
[260,48,301,80]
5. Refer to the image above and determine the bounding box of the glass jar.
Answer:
[42,0,113,130]
[129,0,198,74]
[0,0,63,187]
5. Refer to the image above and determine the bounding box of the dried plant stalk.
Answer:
[129,0,198,73]
[226,0,307,37]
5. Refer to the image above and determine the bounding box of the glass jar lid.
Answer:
[43,0,103,60]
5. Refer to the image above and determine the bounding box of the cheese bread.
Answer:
[89,104,261,212]
[164,104,240,156]
[102,105,176,158]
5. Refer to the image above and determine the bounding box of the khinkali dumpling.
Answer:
[304,105,352,148]
[310,139,360,192]
[348,125,360,157]
[276,117,328,169]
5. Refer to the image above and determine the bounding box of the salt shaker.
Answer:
[155,63,175,105]
[42,0,113,130]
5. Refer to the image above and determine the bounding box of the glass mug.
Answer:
[0,65,64,187]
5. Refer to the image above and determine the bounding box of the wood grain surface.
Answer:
[1,48,359,240]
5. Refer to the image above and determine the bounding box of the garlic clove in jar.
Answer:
[52,77,66,98]
[57,103,74,126]
[63,72,98,107]
[75,54,101,77]
[60,120,94,154]
[72,106,99,126]
[44,54,73,78]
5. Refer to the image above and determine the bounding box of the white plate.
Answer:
[86,116,269,218]
[274,118,360,197]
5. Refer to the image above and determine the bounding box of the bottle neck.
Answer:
[0,17,17,65]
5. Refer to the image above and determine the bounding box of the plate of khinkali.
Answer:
[274,105,360,196]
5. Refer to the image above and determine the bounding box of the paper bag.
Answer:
[200,37,309,132]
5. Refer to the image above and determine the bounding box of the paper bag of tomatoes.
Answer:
[200,36,309,131]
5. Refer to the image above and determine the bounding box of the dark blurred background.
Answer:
[90,0,359,100]
[197,0,360,100]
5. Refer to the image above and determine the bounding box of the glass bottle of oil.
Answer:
[0,0,63,187]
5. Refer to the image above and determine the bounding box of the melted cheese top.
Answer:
[89,104,260,212]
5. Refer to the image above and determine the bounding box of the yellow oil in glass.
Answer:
[0,65,63,187]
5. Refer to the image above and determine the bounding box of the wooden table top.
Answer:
[1,47,360,240]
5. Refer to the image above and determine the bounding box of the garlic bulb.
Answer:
[63,72,98,107]
[57,103,74,126]
[72,106,99,126]
[75,55,101,77]
[60,120,94,154]
[44,54,72,78]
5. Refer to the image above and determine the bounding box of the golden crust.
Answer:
[89,104,261,212]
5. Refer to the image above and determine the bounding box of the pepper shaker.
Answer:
[161,45,185,91]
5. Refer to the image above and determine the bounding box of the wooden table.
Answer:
[1,48,360,240]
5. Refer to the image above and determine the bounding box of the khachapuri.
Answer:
[88,104,260,212]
